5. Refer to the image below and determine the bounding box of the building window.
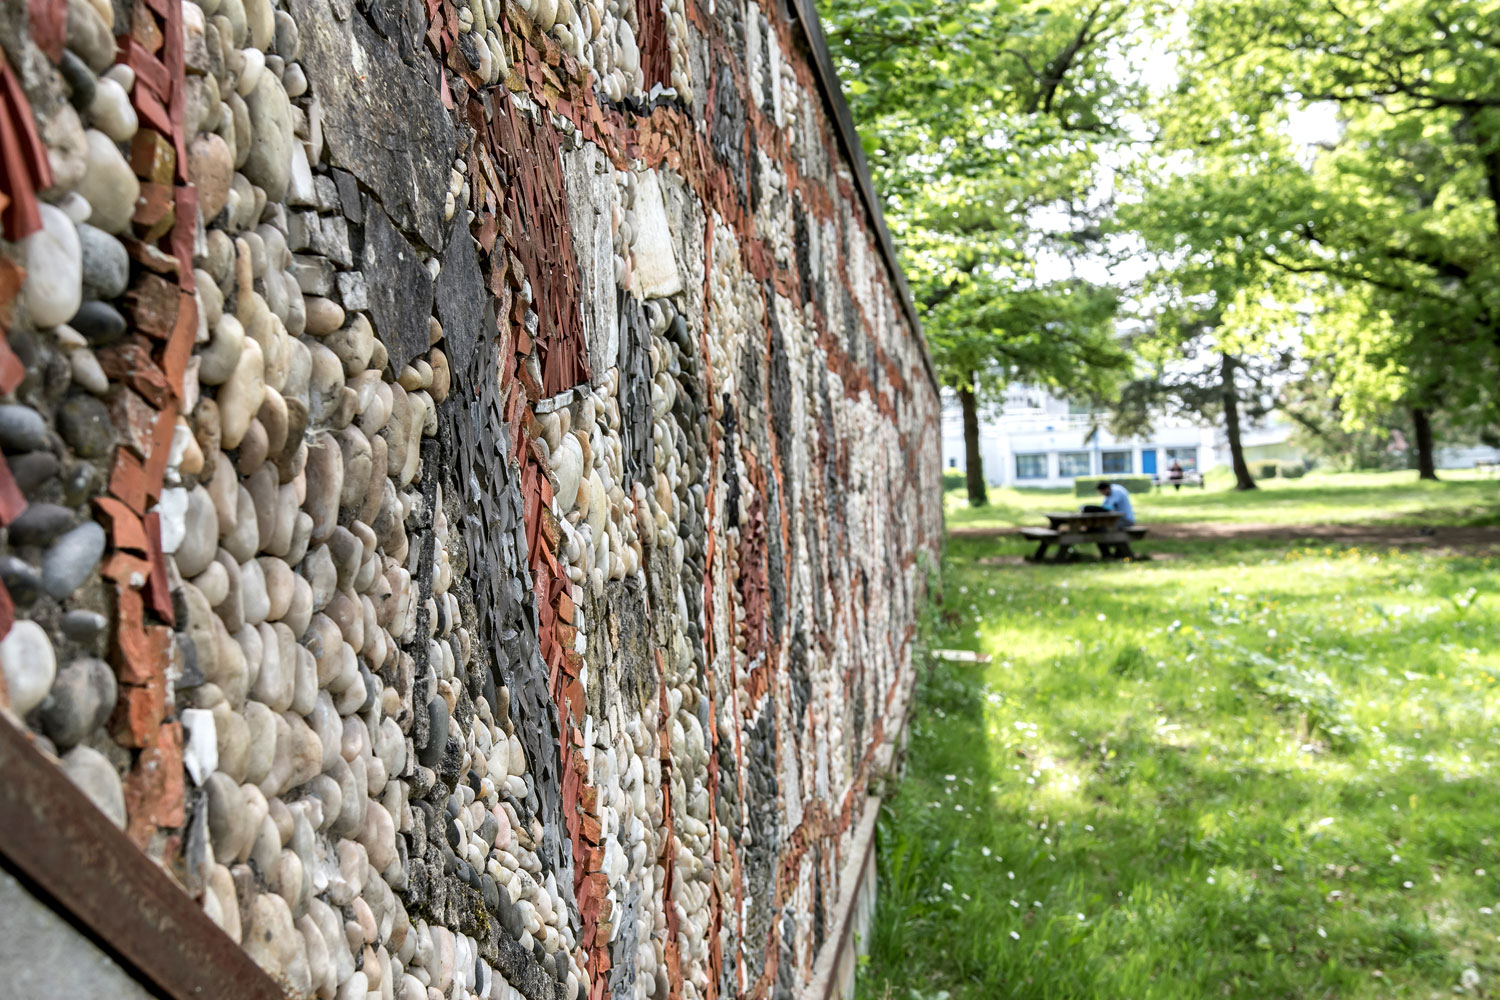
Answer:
[1015,454,1047,480]
[1165,447,1198,470]
[1102,451,1132,474]
[1058,452,1091,477]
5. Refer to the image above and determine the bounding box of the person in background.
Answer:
[1168,460,1185,491]
[1083,480,1135,526]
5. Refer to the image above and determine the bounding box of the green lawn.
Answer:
[945,468,1500,531]
[860,484,1500,999]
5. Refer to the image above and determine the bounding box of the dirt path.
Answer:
[950,521,1500,552]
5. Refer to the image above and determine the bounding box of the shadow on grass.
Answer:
[861,661,1493,999]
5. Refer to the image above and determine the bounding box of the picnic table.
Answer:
[1021,511,1148,563]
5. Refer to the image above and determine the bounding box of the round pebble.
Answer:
[0,620,58,717]
[41,521,107,599]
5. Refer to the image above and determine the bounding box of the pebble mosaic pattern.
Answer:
[0,0,942,998]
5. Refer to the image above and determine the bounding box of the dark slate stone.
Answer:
[0,405,49,452]
[361,197,434,375]
[0,556,43,605]
[481,873,499,912]
[418,696,449,767]
[616,293,653,489]
[69,301,126,346]
[331,169,363,223]
[10,452,59,496]
[59,51,96,109]
[7,503,74,547]
[38,657,116,749]
[60,609,108,644]
[42,521,106,598]
[175,631,205,689]
[57,395,116,458]
[711,64,747,201]
[290,0,454,250]
[360,0,425,57]
[434,212,485,377]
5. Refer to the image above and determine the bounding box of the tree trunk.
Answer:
[1221,354,1257,491]
[958,379,988,507]
[1411,406,1439,481]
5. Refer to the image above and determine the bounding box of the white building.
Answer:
[941,387,1218,489]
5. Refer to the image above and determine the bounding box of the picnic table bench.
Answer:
[1022,511,1148,563]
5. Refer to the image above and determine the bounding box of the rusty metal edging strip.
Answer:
[800,663,918,1000]
[784,0,942,396]
[0,716,286,1000]
[802,795,882,1000]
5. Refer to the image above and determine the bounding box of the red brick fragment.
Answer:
[109,448,149,514]
[0,256,22,331]
[109,387,159,457]
[102,550,153,586]
[0,453,26,527]
[141,400,178,502]
[0,51,54,241]
[129,127,175,184]
[95,496,149,552]
[124,719,184,847]
[124,272,180,339]
[98,336,174,408]
[0,577,13,642]
[169,188,196,286]
[159,289,196,397]
[122,235,181,277]
[0,332,24,393]
[111,676,165,749]
[132,181,176,242]
[130,0,164,53]
[28,0,66,62]
[113,585,171,686]
[143,511,172,625]
[121,38,169,99]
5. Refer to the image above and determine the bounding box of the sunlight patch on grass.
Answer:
[858,493,1500,1000]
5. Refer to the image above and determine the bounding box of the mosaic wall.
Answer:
[0,0,942,997]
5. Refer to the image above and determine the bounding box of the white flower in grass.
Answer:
[1461,968,1480,991]
[1096,613,1106,622]
[1010,931,1021,940]
[942,882,953,892]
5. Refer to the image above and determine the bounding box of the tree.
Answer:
[822,0,1141,504]
[1163,0,1500,463]
[1108,300,1292,491]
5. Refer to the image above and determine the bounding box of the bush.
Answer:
[1254,460,1281,479]
[942,471,966,492]
[1073,475,1153,496]
[1280,462,1307,479]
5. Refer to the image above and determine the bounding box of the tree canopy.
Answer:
[822,0,1500,493]
[822,0,1142,502]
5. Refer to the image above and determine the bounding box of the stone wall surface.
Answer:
[0,0,942,997]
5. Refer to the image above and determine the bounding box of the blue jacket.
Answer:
[1101,484,1135,525]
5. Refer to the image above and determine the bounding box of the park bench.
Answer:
[1475,459,1499,477]
[1153,472,1204,491]
[1023,513,1148,563]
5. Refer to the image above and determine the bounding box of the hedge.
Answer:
[1074,476,1154,497]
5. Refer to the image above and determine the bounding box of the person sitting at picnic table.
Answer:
[1082,480,1135,526]
[1168,460,1185,491]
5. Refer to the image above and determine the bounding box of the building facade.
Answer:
[941,388,1217,489]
